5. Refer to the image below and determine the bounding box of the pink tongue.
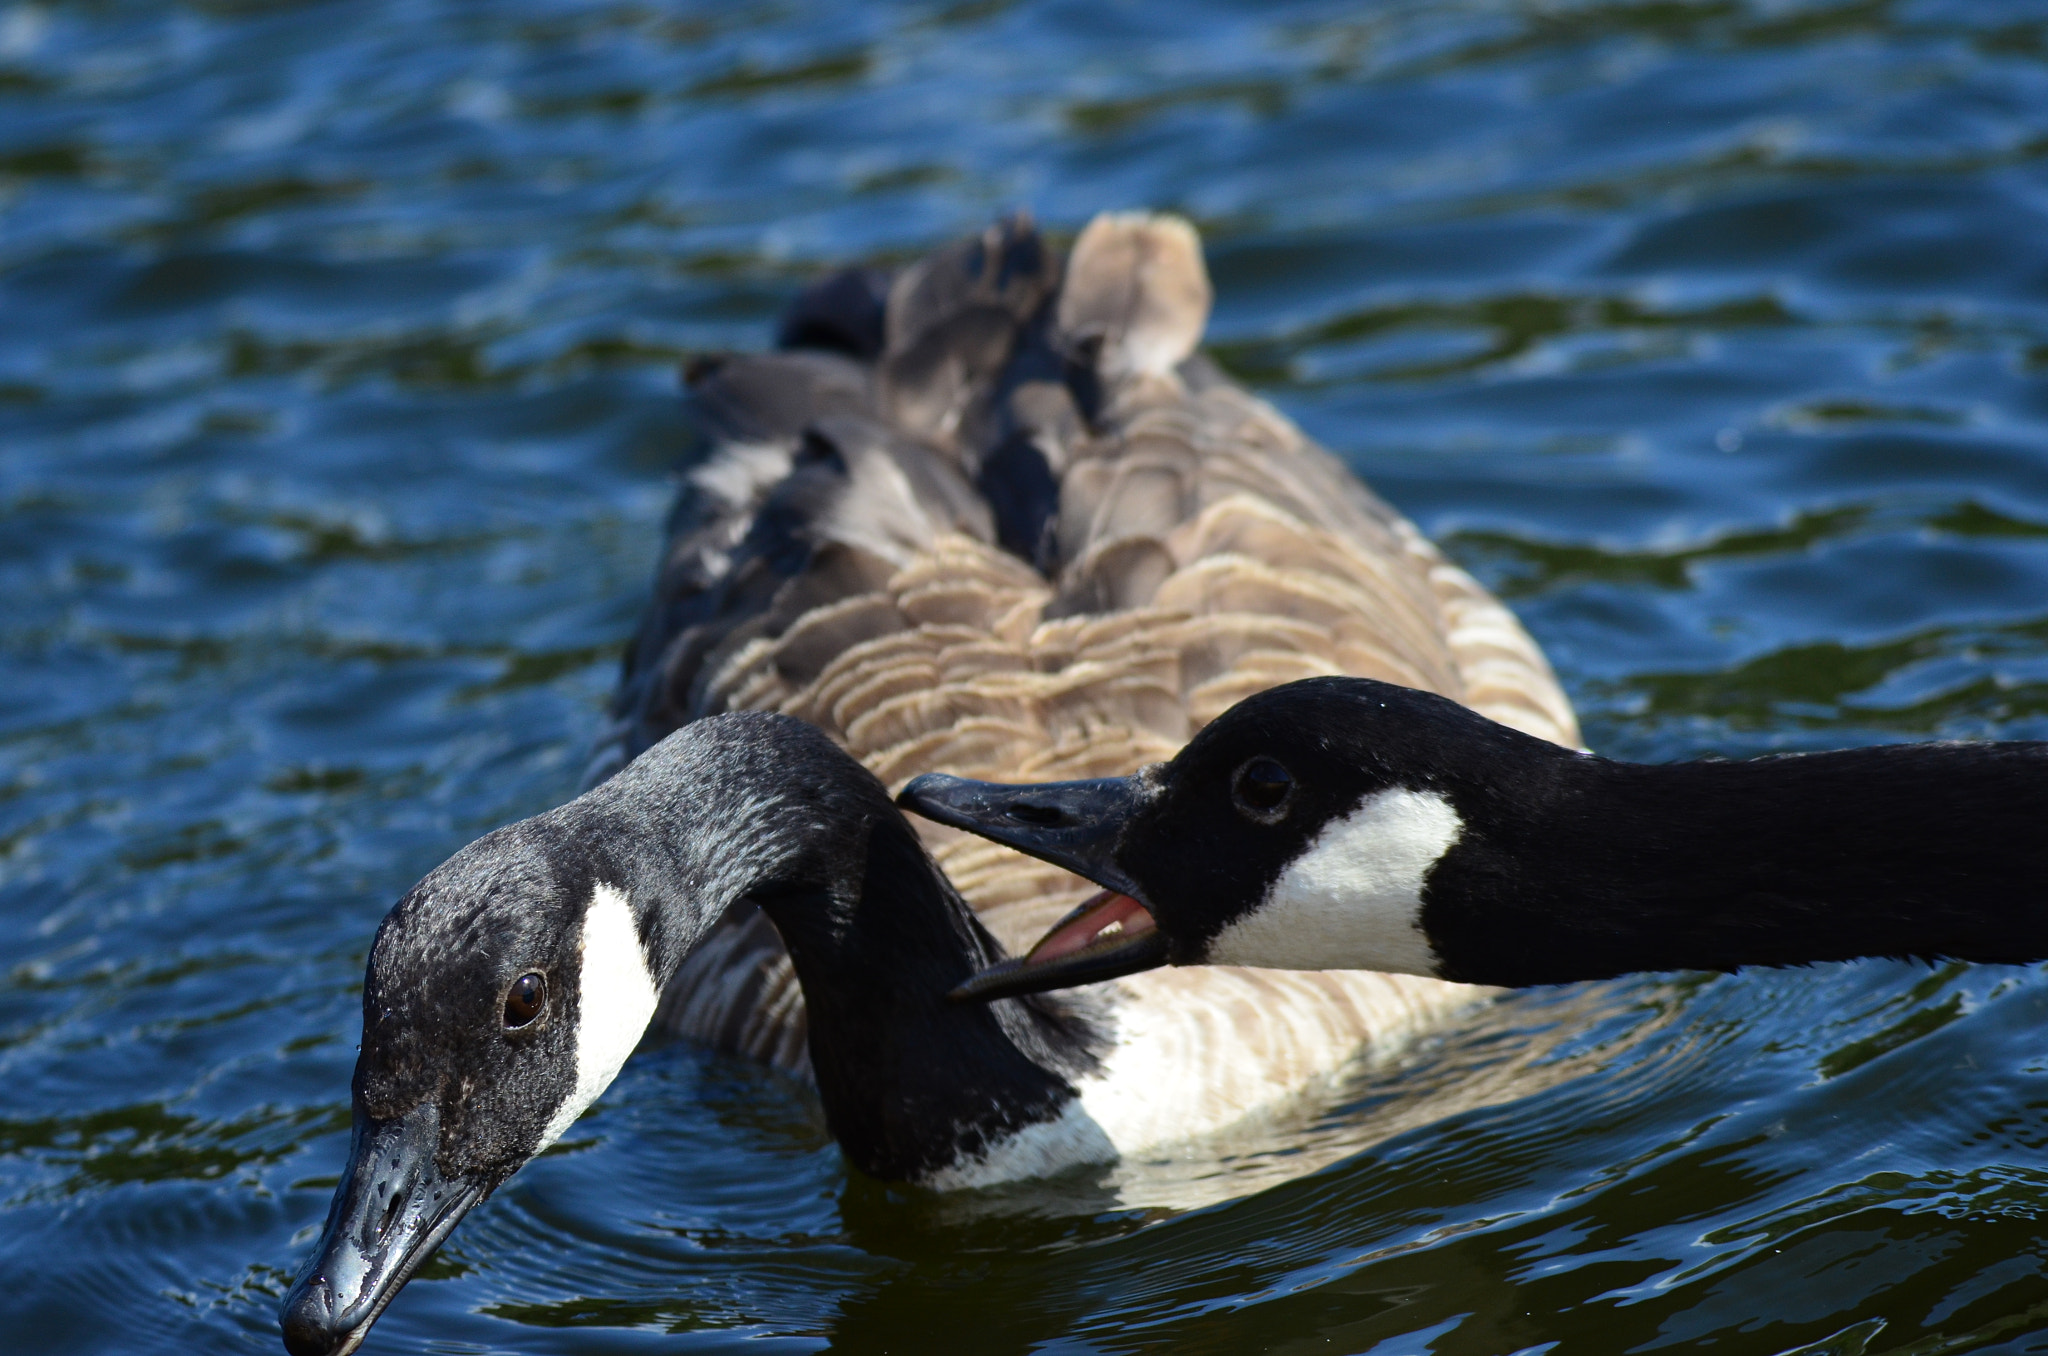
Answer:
[1026,890,1158,964]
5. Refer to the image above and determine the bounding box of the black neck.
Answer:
[755,811,1102,1180]
[591,713,1103,1181]
[1426,740,2048,986]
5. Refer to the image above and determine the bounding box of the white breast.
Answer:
[1205,788,1462,977]
[915,961,1488,1187]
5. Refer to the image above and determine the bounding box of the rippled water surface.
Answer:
[7,1,2048,1352]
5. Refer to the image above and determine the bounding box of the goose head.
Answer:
[282,709,1103,1356]
[278,803,666,1355]
[277,715,871,1355]
[901,677,1564,999]
[910,675,2048,997]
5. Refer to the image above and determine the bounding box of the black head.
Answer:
[279,811,640,1356]
[903,677,1569,998]
[361,822,606,1176]
[280,708,1074,1356]
[279,708,867,1355]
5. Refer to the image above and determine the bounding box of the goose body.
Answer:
[280,212,1576,1356]
[590,211,1577,1151]
[907,675,2048,999]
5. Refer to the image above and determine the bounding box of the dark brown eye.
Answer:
[503,972,546,1029]
[1232,757,1294,820]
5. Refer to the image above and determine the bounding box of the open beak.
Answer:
[278,1102,484,1356]
[948,887,1168,1001]
[896,773,1170,1001]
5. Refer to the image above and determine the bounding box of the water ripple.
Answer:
[8,0,2048,1352]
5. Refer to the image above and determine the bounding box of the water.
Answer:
[4,0,2048,1351]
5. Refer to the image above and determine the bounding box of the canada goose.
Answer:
[904,675,2048,1000]
[278,211,1578,1356]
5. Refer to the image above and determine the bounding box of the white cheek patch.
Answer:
[539,882,659,1149]
[1205,788,1461,976]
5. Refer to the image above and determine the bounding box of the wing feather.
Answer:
[601,212,1572,1131]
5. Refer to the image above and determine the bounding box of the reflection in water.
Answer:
[7,0,2048,1353]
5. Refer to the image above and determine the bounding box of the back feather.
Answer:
[592,212,1577,1105]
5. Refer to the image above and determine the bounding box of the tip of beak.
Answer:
[279,1279,357,1356]
[894,773,981,826]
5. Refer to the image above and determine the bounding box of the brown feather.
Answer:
[599,212,1579,1142]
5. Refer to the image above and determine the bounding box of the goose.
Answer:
[904,674,2048,1000]
[278,211,1580,1356]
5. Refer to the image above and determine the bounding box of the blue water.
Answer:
[6,1,2048,1352]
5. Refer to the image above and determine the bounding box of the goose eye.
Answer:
[503,972,546,1029]
[1232,758,1294,819]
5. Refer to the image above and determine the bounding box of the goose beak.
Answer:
[947,887,1169,1002]
[896,773,1170,1001]
[278,1103,484,1356]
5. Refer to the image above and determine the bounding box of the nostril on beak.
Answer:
[1006,801,1065,826]
[377,1188,404,1244]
